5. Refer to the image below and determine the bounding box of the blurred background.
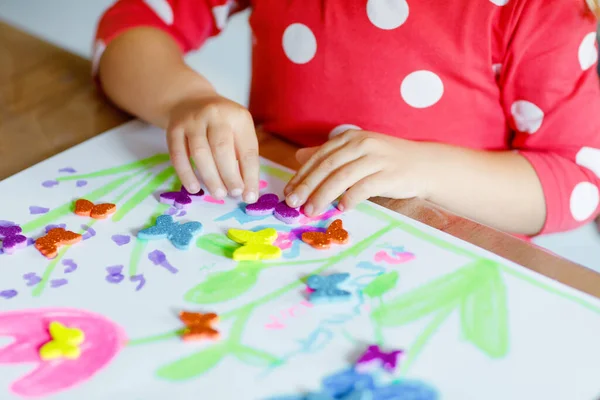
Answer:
[1,1,599,271]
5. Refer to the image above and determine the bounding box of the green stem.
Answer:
[56,154,169,181]
[127,330,184,347]
[372,297,385,345]
[399,305,455,375]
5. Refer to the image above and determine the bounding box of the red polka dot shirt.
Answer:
[95,0,600,234]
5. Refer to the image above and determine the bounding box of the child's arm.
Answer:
[95,0,258,202]
[285,0,600,236]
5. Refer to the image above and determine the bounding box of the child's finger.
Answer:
[303,157,379,216]
[285,146,361,208]
[234,125,260,203]
[188,132,227,199]
[207,124,244,197]
[284,134,351,196]
[338,171,386,211]
[167,126,201,193]
[295,147,318,165]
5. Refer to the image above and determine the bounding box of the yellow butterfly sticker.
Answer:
[39,321,85,361]
[227,228,282,261]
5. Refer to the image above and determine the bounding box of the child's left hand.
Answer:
[284,129,433,216]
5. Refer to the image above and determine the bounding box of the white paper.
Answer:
[1,121,599,400]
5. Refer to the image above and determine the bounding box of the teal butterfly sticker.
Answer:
[307,273,351,304]
[138,215,202,250]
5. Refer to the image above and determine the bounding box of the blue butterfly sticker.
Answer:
[138,215,202,250]
[307,273,352,304]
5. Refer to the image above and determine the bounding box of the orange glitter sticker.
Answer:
[179,311,220,342]
[74,199,117,220]
[35,228,83,259]
[301,219,349,250]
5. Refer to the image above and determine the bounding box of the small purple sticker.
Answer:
[50,279,68,288]
[58,167,77,174]
[81,225,96,240]
[45,223,67,233]
[111,235,131,246]
[76,180,88,187]
[148,250,178,274]
[0,290,17,299]
[130,274,146,291]
[23,273,42,286]
[165,208,177,216]
[42,180,59,188]
[29,206,50,215]
[63,259,78,273]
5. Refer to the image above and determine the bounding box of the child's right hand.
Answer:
[166,94,259,203]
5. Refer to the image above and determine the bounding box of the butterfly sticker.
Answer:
[137,215,202,250]
[301,219,349,250]
[159,186,205,209]
[39,321,85,360]
[355,345,404,373]
[74,199,116,219]
[245,193,300,224]
[306,273,351,304]
[179,311,220,342]
[35,228,83,259]
[227,228,282,261]
[0,225,27,254]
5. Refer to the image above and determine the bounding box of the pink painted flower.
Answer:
[274,232,294,250]
[0,308,126,398]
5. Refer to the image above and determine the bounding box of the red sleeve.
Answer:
[92,0,248,74]
[498,0,600,234]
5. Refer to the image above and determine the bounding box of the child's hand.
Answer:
[284,130,432,216]
[167,94,259,203]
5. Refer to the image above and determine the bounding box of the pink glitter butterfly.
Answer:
[0,225,27,255]
[159,186,205,209]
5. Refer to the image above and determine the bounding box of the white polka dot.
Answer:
[489,0,509,5]
[400,70,444,108]
[91,40,106,76]
[144,0,174,25]
[282,23,317,64]
[570,182,599,221]
[578,32,598,71]
[576,147,600,179]
[492,63,502,77]
[510,100,544,134]
[213,2,233,30]
[366,0,409,30]
[329,124,361,139]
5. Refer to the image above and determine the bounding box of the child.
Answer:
[94,0,600,237]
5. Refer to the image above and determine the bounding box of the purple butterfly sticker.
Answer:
[245,193,300,224]
[159,186,205,209]
[355,345,403,373]
[0,225,27,255]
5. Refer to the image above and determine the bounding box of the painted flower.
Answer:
[0,308,126,397]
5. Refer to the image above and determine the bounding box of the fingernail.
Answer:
[283,186,291,196]
[245,191,257,203]
[214,188,226,199]
[230,188,243,197]
[188,183,200,193]
[304,203,314,216]
[287,194,299,207]
[337,203,345,212]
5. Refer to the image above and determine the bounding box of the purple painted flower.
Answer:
[29,206,50,215]
[111,235,131,246]
[58,167,77,173]
[42,180,59,188]
[76,180,88,187]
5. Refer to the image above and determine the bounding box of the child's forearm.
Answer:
[98,27,216,128]
[422,144,546,235]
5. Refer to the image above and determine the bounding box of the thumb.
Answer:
[296,147,319,165]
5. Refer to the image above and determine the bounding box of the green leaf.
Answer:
[196,233,239,258]
[363,271,399,298]
[156,345,225,381]
[233,345,281,368]
[460,263,509,358]
[184,268,259,304]
[372,260,489,326]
